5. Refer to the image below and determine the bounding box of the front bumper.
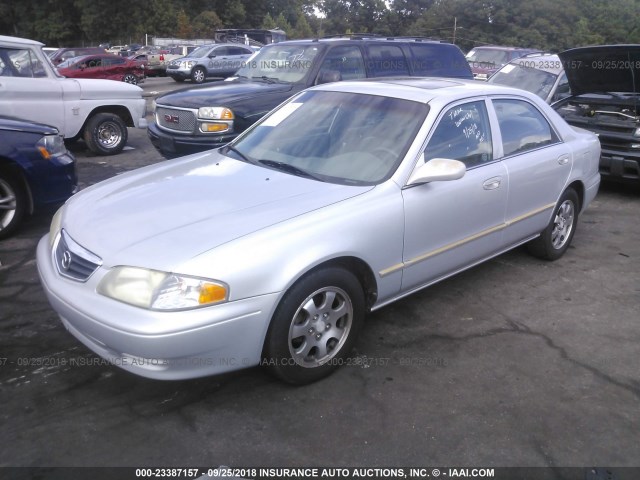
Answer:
[147,121,237,157]
[36,235,279,380]
[166,67,192,80]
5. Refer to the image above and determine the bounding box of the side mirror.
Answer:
[316,69,342,85]
[407,157,466,186]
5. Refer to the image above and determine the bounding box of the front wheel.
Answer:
[527,188,579,261]
[263,267,365,385]
[0,172,26,239]
[191,66,206,83]
[83,113,128,156]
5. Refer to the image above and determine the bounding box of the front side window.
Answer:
[318,45,366,81]
[0,47,46,78]
[424,100,493,168]
[228,90,429,185]
[493,99,559,157]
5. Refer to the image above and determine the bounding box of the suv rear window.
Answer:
[409,44,470,77]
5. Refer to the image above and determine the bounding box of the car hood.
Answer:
[558,45,640,95]
[63,150,370,269]
[156,80,294,109]
[64,78,143,98]
[0,115,58,135]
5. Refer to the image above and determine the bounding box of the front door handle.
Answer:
[483,176,502,190]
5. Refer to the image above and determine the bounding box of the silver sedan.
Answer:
[37,78,601,384]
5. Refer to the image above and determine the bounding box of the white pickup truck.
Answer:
[0,35,147,155]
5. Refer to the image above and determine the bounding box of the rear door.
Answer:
[490,97,572,246]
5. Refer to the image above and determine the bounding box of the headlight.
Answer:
[37,134,72,163]
[49,205,65,247]
[97,266,228,310]
[198,107,234,120]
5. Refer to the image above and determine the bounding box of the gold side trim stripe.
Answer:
[378,202,556,278]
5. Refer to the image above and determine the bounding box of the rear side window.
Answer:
[319,45,366,80]
[409,44,471,78]
[493,99,559,156]
[367,44,409,77]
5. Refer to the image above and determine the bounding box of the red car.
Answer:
[56,53,144,85]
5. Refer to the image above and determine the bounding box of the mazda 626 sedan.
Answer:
[36,78,601,385]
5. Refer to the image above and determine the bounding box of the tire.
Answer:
[122,73,138,85]
[83,113,128,156]
[191,66,206,83]
[0,172,26,239]
[263,267,365,385]
[527,188,579,261]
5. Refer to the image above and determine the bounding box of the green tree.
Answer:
[262,13,278,29]
[192,10,224,37]
[176,9,193,38]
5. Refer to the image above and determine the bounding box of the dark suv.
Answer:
[148,36,473,157]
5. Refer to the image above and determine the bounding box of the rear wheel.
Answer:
[191,66,206,83]
[0,172,26,239]
[123,73,138,85]
[263,267,365,385]
[527,188,579,261]
[83,113,128,156]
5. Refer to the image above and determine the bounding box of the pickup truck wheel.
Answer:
[262,267,365,385]
[0,172,26,239]
[191,66,206,83]
[83,113,128,156]
[123,74,138,85]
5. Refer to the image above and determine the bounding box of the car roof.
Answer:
[273,36,446,46]
[0,35,44,47]
[469,45,538,52]
[314,77,533,104]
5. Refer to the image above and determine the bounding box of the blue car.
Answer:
[0,116,77,239]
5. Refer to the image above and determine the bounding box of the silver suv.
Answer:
[166,43,255,83]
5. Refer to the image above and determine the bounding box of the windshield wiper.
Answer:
[258,159,322,181]
[251,76,279,84]
[223,145,258,165]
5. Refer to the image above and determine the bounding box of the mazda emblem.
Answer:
[61,250,72,270]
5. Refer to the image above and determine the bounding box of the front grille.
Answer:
[54,230,102,282]
[156,106,197,133]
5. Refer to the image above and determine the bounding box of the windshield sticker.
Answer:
[261,102,303,127]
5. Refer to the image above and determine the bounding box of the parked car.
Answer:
[129,51,168,77]
[488,53,572,103]
[38,78,600,384]
[49,46,106,66]
[165,43,255,83]
[149,36,473,157]
[554,45,640,184]
[57,53,145,85]
[0,115,76,239]
[0,35,148,156]
[466,45,542,80]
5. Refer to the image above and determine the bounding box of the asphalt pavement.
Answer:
[0,79,639,471]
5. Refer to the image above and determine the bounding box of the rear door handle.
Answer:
[483,176,502,190]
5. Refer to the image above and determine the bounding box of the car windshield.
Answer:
[186,45,214,58]
[227,90,429,186]
[466,48,510,66]
[234,44,322,83]
[490,64,558,100]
